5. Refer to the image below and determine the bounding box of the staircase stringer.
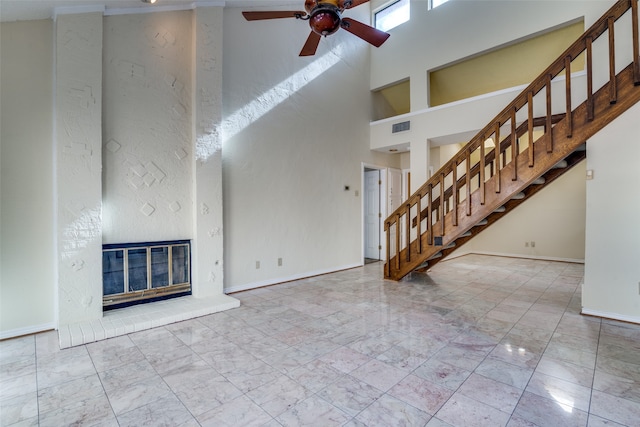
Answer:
[415,148,587,273]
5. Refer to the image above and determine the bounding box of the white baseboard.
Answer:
[581,308,640,325]
[0,322,56,341]
[225,263,362,294]
[446,250,585,264]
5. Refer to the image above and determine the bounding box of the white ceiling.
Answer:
[0,0,299,22]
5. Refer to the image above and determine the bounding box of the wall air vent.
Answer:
[392,121,410,133]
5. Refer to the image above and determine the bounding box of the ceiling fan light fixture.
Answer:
[309,4,341,36]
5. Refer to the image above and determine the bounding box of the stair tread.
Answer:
[553,160,568,168]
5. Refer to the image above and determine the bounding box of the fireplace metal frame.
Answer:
[102,239,192,310]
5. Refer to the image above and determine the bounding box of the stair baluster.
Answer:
[633,0,640,84]
[587,37,594,121]
[609,17,618,104]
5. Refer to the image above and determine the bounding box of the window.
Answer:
[431,0,450,9]
[375,0,410,32]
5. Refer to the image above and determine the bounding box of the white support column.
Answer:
[410,138,430,189]
[55,12,104,330]
[191,6,228,298]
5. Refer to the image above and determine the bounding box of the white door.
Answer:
[364,170,381,259]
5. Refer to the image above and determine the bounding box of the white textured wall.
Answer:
[583,103,640,322]
[56,12,104,326]
[458,162,586,261]
[102,11,193,244]
[0,20,56,336]
[221,5,400,291]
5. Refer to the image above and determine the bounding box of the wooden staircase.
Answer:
[384,0,640,281]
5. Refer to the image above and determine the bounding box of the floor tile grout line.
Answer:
[139,325,199,424]
[586,305,603,425]
[33,335,41,427]
[85,340,120,425]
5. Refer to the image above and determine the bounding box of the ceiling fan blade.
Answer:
[344,0,371,9]
[242,11,307,21]
[341,18,390,47]
[299,31,322,56]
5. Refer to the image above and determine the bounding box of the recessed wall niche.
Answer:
[372,78,410,121]
[429,19,585,106]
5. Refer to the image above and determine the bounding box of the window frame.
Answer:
[373,0,410,33]
[430,0,450,10]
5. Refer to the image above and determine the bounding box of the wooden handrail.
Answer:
[385,0,640,279]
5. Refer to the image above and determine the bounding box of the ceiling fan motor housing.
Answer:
[308,3,342,36]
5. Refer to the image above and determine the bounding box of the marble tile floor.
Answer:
[2,254,640,426]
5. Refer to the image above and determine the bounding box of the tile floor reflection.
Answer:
[2,254,640,426]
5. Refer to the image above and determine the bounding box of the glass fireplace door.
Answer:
[103,240,191,309]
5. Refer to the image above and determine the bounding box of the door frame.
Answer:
[361,163,388,264]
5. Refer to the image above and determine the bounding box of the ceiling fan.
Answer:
[242,0,390,57]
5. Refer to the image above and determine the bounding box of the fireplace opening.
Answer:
[102,240,191,311]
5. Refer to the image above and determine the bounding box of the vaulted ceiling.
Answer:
[0,0,298,22]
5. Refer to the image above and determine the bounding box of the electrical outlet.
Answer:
[278,258,282,267]
[531,241,535,248]
[525,242,529,247]
[256,261,260,269]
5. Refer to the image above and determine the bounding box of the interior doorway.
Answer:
[362,165,387,263]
